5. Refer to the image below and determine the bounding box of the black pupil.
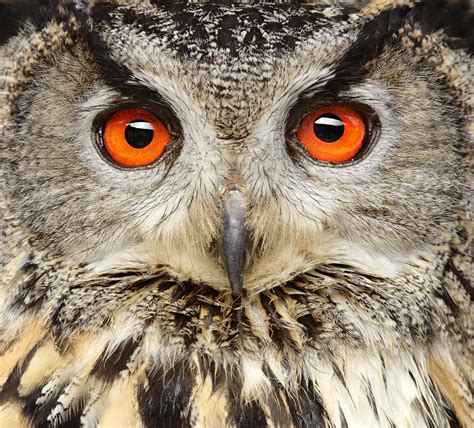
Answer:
[313,113,344,142]
[125,120,154,148]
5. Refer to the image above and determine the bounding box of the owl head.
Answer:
[0,1,472,427]
[2,0,469,289]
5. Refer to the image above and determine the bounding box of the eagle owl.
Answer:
[0,0,472,426]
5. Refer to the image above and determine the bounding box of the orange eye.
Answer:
[296,105,366,163]
[102,108,170,167]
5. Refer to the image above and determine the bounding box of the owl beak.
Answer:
[220,189,249,297]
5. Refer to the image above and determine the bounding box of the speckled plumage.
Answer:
[0,1,472,427]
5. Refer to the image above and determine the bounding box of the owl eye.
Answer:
[296,105,366,163]
[101,108,170,167]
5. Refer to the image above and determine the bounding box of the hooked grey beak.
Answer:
[220,189,248,297]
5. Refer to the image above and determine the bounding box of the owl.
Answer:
[0,0,472,426]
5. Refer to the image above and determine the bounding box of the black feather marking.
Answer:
[81,24,138,94]
[171,281,194,302]
[444,258,474,300]
[324,5,415,96]
[197,355,226,394]
[445,406,462,428]
[90,336,142,381]
[17,365,91,428]
[260,293,284,349]
[62,410,83,428]
[226,370,267,428]
[0,2,34,45]
[434,285,460,316]
[0,342,40,404]
[299,8,417,101]
[217,13,241,56]
[137,360,194,428]
[6,256,46,315]
[260,292,298,350]
[0,0,94,45]
[109,3,343,58]
[408,0,474,54]
[331,364,347,390]
[84,30,174,107]
[287,379,326,428]
[0,1,74,46]
[297,313,321,338]
[340,407,349,428]
[325,1,473,96]
[21,379,66,426]
[261,363,293,426]
[10,272,49,314]
[79,24,183,138]
[227,292,242,347]
[238,401,268,428]
[367,385,380,421]
[388,419,397,428]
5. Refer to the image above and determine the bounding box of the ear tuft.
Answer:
[0,2,36,45]
[408,0,474,53]
[0,1,91,46]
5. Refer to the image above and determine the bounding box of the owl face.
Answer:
[1,2,472,426]
[5,3,463,295]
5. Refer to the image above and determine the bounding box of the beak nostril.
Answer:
[219,189,249,297]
